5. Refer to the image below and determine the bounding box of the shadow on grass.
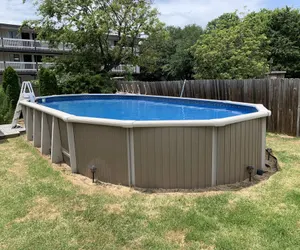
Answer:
[90,167,279,196]
[0,138,8,144]
[132,172,278,195]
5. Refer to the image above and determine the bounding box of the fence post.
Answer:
[297,80,300,137]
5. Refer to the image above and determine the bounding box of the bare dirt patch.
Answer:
[14,197,60,223]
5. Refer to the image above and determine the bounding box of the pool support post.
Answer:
[21,106,27,128]
[67,122,77,173]
[51,117,63,163]
[41,112,51,155]
[211,127,217,186]
[127,128,135,186]
[33,110,41,147]
[261,118,267,169]
[26,108,33,141]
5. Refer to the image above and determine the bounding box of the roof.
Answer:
[0,22,33,32]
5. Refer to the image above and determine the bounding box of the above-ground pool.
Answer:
[21,94,271,189]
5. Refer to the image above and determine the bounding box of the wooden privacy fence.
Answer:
[117,79,300,136]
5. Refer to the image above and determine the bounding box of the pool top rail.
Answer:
[20,94,271,128]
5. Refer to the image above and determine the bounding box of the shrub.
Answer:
[0,86,14,124]
[2,67,20,109]
[39,67,58,96]
[0,87,6,124]
[58,73,116,94]
[3,66,19,93]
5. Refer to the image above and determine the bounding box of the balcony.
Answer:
[0,38,71,54]
[0,61,53,74]
[0,62,140,74]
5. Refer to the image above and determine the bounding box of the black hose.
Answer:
[265,148,279,171]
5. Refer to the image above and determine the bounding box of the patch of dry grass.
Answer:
[165,230,187,247]
[104,203,125,214]
[14,197,61,223]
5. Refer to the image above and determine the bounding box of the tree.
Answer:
[3,66,19,93]
[58,73,116,94]
[24,0,161,76]
[206,12,240,32]
[163,25,203,79]
[0,86,7,124]
[192,11,270,79]
[139,24,203,80]
[268,7,300,77]
[39,67,58,96]
[2,67,20,108]
[138,25,171,80]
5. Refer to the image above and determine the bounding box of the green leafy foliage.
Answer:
[2,67,20,109]
[0,86,15,125]
[206,12,240,32]
[140,7,300,80]
[139,24,203,80]
[0,87,7,124]
[138,25,170,80]
[2,66,21,123]
[22,3,300,80]
[192,11,271,79]
[38,67,58,96]
[2,66,18,93]
[58,73,116,94]
[24,0,161,75]
[163,25,204,79]
[268,7,300,77]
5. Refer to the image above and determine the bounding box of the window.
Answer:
[13,54,20,62]
[34,55,42,62]
[8,31,17,38]
[32,33,38,40]
[114,40,118,46]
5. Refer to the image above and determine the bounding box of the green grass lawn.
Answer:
[0,134,300,249]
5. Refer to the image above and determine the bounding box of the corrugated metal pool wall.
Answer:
[22,104,266,189]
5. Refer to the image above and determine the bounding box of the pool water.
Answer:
[38,95,257,121]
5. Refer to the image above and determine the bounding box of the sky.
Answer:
[1,0,300,28]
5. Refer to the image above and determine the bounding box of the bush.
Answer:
[0,87,6,124]
[58,73,116,94]
[3,66,19,93]
[39,67,58,96]
[2,67,20,109]
[0,86,13,124]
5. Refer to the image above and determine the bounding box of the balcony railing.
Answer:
[112,65,140,73]
[0,61,140,74]
[0,61,54,72]
[1,38,71,52]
